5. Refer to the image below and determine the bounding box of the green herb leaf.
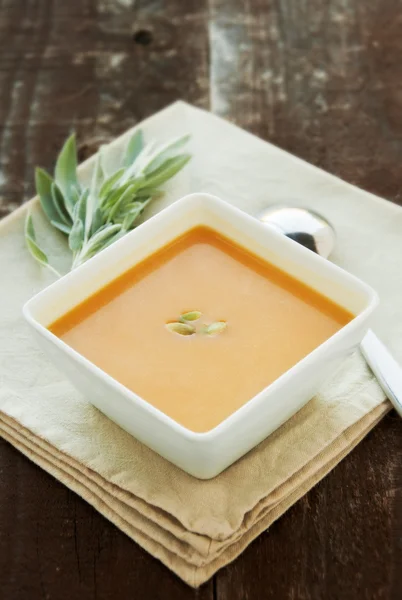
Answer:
[50,220,72,234]
[25,212,38,241]
[73,223,122,267]
[107,179,144,222]
[51,182,72,226]
[124,130,144,167]
[55,133,79,204]
[166,322,195,336]
[90,207,104,236]
[134,187,162,202]
[99,168,125,200]
[144,154,191,189]
[73,188,88,222]
[24,213,60,277]
[68,189,87,252]
[70,186,81,206]
[35,168,61,224]
[85,156,103,240]
[101,178,141,211]
[144,134,190,173]
[128,140,156,177]
[120,200,150,230]
[90,155,104,195]
[69,219,84,252]
[85,223,122,251]
[54,179,75,219]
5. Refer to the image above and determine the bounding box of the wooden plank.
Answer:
[208,0,402,598]
[0,0,210,215]
[0,0,212,598]
[209,0,402,205]
[216,415,402,600]
[0,438,213,599]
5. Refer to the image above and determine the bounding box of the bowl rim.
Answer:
[23,192,379,441]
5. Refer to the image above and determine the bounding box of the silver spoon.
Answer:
[258,204,402,418]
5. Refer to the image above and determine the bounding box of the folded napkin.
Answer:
[1,101,400,587]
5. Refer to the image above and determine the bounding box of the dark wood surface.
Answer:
[0,1,401,598]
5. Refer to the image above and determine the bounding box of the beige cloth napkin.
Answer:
[1,101,400,587]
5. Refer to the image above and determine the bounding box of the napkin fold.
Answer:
[1,101,399,587]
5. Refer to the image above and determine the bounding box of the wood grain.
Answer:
[216,414,402,600]
[0,0,401,599]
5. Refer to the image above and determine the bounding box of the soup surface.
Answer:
[49,226,353,432]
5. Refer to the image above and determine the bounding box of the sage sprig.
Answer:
[25,130,191,275]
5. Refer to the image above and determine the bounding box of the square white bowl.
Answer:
[23,193,378,479]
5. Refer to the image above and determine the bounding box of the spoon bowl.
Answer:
[258,205,336,259]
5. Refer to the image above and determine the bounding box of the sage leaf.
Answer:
[128,140,156,177]
[73,188,88,222]
[75,223,122,265]
[85,156,103,240]
[120,200,150,230]
[50,220,72,235]
[25,234,48,266]
[55,132,79,204]
[24,214,60,277]
[51,182,72,226]
[35,168,60,224]
[53,179,74,219]
[102,178,141,211]
[180,311,202,322]
[166,322,195,336]
[70,186,81,206]
[99,168,125,200]
[107,180,143,222]
[69,189,87,251]
[144,154,191,189]
[144,134,190,173]
[68,218,84,252]
[91,227,124,254]
[134,186,161,201]
[90,155,104,196]
[86,223,122,249]
[90,207,104,236]
[206,322,227,336]
[124,130,144,167]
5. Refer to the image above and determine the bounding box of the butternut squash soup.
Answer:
[49,227,353,432]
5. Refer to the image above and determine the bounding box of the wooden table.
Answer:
[0,1,401,598]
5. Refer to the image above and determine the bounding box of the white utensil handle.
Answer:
[360,330,402,418]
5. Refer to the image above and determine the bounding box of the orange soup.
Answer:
[49,226,353,432]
